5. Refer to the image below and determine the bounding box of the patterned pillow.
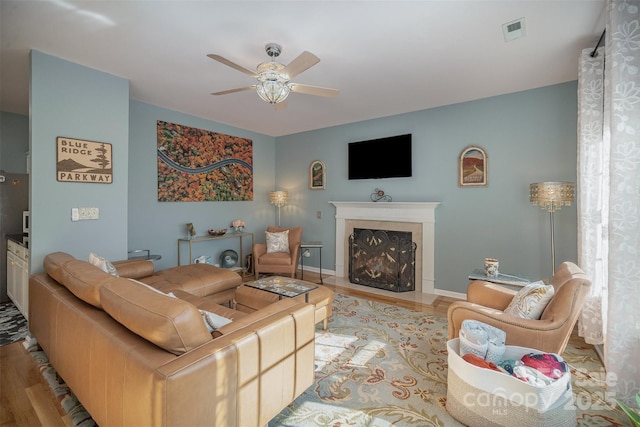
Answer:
[89,252,119,276]
[266,230,290,253]
[200,310,232,333]
[504,281,555,320]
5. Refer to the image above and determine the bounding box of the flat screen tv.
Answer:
[348,134,412,180]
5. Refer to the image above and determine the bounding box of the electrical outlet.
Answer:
[316,211,322,219]
[71,208,79,222]
[78,207,99,220]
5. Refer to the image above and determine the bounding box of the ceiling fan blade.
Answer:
[211,86,256,96]
[207,54,257,77]
[290,83,339,98]
[282,51,320,79]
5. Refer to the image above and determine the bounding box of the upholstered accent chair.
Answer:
[447,261,591,354]
[253,226,303,279]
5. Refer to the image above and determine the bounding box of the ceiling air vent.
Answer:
[502,17,526,42]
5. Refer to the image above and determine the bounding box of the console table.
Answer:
[177,232,254,275]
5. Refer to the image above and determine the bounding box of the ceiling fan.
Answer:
[208,43,339,105]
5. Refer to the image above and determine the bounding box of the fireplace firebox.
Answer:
[349,228,416,292]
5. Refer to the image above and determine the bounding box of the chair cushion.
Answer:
[504,281,555,320]
[266,230,290,253]
[258,252,293,265]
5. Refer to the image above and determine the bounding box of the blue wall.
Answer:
[0,112,29,173]
[19,51,578,294]
[127,101,276,270]
[276,82,578,294]
[29,51,130,272]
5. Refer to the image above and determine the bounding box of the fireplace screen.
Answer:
[349,228,416,292]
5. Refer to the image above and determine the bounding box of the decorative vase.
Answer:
[234,226,244,233]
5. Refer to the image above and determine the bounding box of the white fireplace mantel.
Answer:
[329,201,440,294]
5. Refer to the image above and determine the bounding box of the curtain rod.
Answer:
[590,29,606,57]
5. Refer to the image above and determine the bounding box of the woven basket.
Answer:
[446,339,576,427]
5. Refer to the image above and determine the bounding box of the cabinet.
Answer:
[7,239,29,319]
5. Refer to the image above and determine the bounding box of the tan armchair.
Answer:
[447,261,591,354]
[253,226,303,279]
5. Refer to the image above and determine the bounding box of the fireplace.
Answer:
[349,228,416,292]
[330,201,439,294]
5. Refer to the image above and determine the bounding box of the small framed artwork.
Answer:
[458,145,488,187]
[309,160,326,190]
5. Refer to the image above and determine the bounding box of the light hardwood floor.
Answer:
[0,270,459,426]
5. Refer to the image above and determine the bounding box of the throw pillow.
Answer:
[266,230,290,253]
[89,252,119,276]
[504,281,555,320]
[200,310,232,333]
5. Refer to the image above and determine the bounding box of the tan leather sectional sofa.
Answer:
[29,252,316,427]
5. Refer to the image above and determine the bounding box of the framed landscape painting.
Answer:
[157,120,253,201]
[309,160,326,190]
[458,145,488,187]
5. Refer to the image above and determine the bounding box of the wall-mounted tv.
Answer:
[348,134,412,180]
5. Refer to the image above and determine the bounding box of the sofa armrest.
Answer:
[290,243,301,267]
[253,243,267,258]
[466,280,517,310]
[112,259,155,279]
[155,301,316,427]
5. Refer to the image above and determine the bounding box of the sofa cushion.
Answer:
[100,278,212,355]
[43,252,78,283]
[140,263,241,297]
[58,259,117,308]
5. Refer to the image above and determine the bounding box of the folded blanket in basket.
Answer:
[459,319,506,363]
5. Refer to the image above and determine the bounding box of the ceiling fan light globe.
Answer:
[256,81,290,104]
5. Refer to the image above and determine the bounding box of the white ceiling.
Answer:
[1,1,606,137]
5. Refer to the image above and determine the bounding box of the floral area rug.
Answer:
[0,301,28,346]
[270,293,629,427]
[26,293,628,427]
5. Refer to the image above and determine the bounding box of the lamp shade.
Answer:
[269,190,288,207]
[529,182,575,212]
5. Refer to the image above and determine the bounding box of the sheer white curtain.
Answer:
[577,0,640,405]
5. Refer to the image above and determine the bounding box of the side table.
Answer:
[300,241,323,284]
[128,249,161,261]
[468,269,530,287]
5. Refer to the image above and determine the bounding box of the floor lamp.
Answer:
[269,190,288,226]
[529,182,575,275]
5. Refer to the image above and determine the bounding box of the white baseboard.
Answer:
[434,289,467,300]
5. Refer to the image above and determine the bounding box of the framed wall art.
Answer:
[157,120,253,202]
[56,136,113,183]
[458,145,488,187]
[309,160,326,190]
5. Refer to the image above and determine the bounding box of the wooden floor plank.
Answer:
[25,384,66,427]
